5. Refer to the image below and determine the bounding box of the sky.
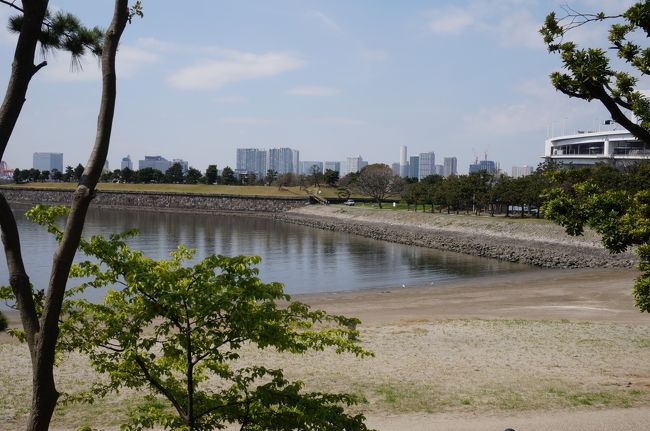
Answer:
[0,0,639,174]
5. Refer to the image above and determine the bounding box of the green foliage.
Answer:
[9,9,104,62]
[52,231,373,430]
[204,165,218,184]
[540,2,650,139]
[221,166,237,185]
[543,166,650,311]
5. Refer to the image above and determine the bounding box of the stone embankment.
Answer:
[1,187,309,212]
[273,206,638,269]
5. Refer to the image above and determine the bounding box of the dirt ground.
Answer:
[3,268,650,431]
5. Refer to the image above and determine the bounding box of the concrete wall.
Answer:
[0,187,310,212]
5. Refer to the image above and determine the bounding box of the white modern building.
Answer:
[418,151,435,180]
[399,146,408,177]
[139,155,172,172]
[33,152,63,173]
[236,148,267,177]
[340,155,367,177]
[544,129,650,166]
[299,161,323,175]
[443,157,457,177]
[324,161,340,173]
[121,155,133,170]
[512,165,534,178]
[268,147,299,175]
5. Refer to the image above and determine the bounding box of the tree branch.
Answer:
[133,354,187,419]
[0,0,24,14]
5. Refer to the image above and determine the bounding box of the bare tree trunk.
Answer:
[0,2,129,430]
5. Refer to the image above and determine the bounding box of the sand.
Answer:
[2,268,650,431]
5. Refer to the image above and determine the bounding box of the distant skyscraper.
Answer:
[268,147,299,174]
[435,164,444,176]
[418,151,435,180]
[399,146,408,177]
[443,157,457,177]
[470,159,497,173]
[172,158,189,174]
[139,155,172,172]
[299,161,323,175]
[409,156,420,178]
[341,155,365,177]
[33,152,63,173]
[236,148,267,177]
[121,155,133,170]
[391,163,400,176]
[324,161,341,173]
[512,165,534,178]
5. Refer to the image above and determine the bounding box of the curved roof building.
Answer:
[544,129,650,167]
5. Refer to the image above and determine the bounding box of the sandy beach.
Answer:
[2,267,650,430]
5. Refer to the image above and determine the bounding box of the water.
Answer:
[1,205,538,303]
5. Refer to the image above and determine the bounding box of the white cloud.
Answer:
[428,7,474,35]
[311,11,342,32]
[169,51,306,91]
[117,46,159,77]
[288,85,339,97]
[426,1,545,49]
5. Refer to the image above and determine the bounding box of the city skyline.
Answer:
[0,1,637,174]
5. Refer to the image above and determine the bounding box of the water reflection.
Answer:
[1,205,540,298]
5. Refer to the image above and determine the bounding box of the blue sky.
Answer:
[0,0,637,174]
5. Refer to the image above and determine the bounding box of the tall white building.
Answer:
[139,155,172,172]
[399,146,408,177]
[418,151,435,180]
[324,161,340,172]
[443,157,457,177]
[268,147,299,175]
[33,152,63,173]
[121,155,133,170]
[512,165,534,178]
[340,155,367,177]
[236,148,267,177]
[299,161,323,175]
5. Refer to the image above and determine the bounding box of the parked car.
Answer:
[344,199,355,206]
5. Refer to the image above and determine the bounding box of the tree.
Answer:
[51,168,62,181]
[264,169,277,186]
[73,163,85,182]
[324,168,339,187]
[63,165,75,182]
[39,170,49,182]
[541,2,650,143]
[120,166,134,183]
[0,2,135,430]
[0,310,7,331]
[308,165,324,188]
[137,167,163,183]
[52,230,372,431]
[205,164,218,184]
[354,164,401,209]
[12,167,21,183]
[165,162,184,183]
[221,166,236,185]
[185,167,203,184]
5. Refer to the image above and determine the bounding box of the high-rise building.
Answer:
[512,165,534,178]
[469,159,497,173]
[121,155,133,170]
[418,151,435,180]
[443,157,457,177]
[324,161,340,173]
[268,147,299,175]
[139,155,172,172]
[399,146,408,177]
[341,155,366,177]
[33,152,63,173]
[435,164,444,176]
[172,158,189,174]
[236,148,267,177]
[409,156,420,178]
[391,163,400,176]
[299,161,323,175]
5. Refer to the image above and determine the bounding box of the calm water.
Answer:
[1,206,538,302]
